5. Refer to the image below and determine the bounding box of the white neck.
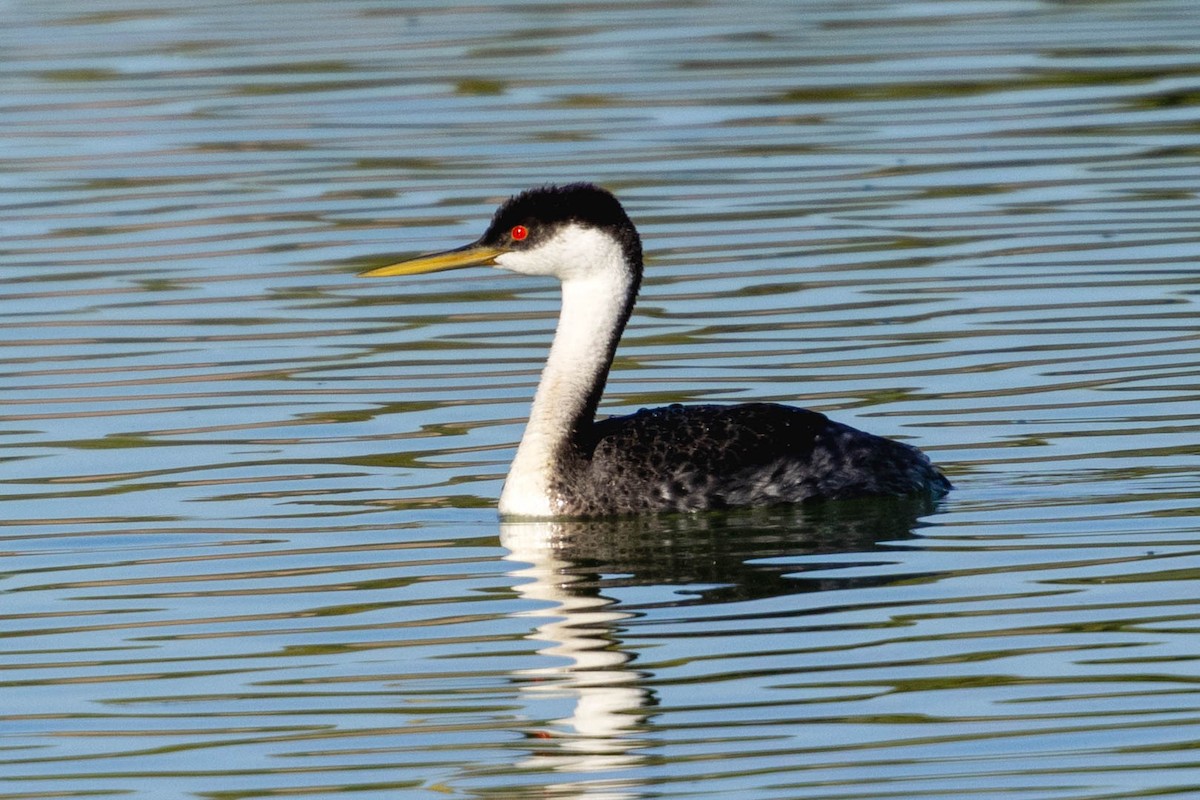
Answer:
[498,270,633,517]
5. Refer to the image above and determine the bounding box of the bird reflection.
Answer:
[500,497,939,793]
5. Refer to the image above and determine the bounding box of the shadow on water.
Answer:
[496,497,939,782]
[504,496,942,603]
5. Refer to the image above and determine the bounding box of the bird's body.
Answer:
[362,183,950,518]
[543,403,947,517]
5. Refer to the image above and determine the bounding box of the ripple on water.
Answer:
[2,1,1200,798]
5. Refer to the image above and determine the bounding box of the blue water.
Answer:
[3,1,1200,798]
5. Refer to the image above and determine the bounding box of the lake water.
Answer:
[3,1,1200,798]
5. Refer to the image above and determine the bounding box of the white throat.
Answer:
[497,227,635,517]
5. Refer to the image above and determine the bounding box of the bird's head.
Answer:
[360,183,643,286]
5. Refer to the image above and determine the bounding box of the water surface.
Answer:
[3,1,1200,798]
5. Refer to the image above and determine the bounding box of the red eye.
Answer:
[510,225,529,241]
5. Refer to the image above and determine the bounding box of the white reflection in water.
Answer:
[495,498,938,793]
[503,519,649,785]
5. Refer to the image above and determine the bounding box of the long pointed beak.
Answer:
[359,242,507,278]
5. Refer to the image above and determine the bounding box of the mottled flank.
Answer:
[552,403,951,517]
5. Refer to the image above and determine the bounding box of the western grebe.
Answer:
[361,183,950,518]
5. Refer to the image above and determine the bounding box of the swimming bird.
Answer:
[361,183,950,518]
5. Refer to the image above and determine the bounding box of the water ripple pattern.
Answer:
[2,1,1199,799]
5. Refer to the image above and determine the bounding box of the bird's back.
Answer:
[556,403,949,516]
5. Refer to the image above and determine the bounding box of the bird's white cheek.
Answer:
[493,226,627,280]
[494,250,556,276]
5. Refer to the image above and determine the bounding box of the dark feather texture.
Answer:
[550,403,951,516]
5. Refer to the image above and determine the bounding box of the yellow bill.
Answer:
[359,243,506,278]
